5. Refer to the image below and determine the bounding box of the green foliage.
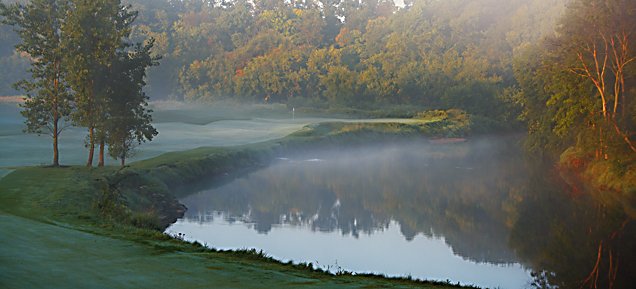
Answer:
[515,0,636,161]
[94,178,129,221]
[63,0,142,166]
[93,0,562,124]
[1,0,74,166]
[105,40,159,166]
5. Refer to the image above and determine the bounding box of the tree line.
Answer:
[124,0,565,121]
[0,0,158,167]
[0,0,568,120]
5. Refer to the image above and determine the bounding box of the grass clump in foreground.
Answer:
[0,115,480,289]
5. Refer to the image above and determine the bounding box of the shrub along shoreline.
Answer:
[0,116,480,288]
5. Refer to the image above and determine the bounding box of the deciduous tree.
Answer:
[63,0,137,167]
[106,41,158,166]
[1,0,73,166]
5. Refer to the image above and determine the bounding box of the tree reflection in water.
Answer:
[511,168,635,289]
[177,136,635,288]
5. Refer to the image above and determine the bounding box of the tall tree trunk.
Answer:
[52,117,59,167]
[87,126,94,167]
[98,139,105,167]
[52,61,60,167]
[87,78,96,167]
[120,157,125,167]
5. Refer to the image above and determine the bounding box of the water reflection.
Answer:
[167,136,636,288]
[511,171,636,288]
[180,138,526,263]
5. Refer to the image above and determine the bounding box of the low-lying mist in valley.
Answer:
[0,102,324,168]
[168,136,533,288]
[168,135,636,289]
[0,101,437,168]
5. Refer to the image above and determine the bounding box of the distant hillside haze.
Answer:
[1,0,566,111]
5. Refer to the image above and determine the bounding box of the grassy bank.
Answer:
[557,147,636,219]
[0,115,478,289]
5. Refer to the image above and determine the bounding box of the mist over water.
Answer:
[167,134,636,288]
[168,136,534,288]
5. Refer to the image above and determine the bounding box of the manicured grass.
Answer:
[0,211,466,289]
[0,118,477,289]
[0,166,105,222]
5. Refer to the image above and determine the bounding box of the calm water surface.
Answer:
[166,137,636,288]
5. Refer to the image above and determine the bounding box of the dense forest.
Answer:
[2,0,566,113]
[124,0,565,122]
[1,0,635,174]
